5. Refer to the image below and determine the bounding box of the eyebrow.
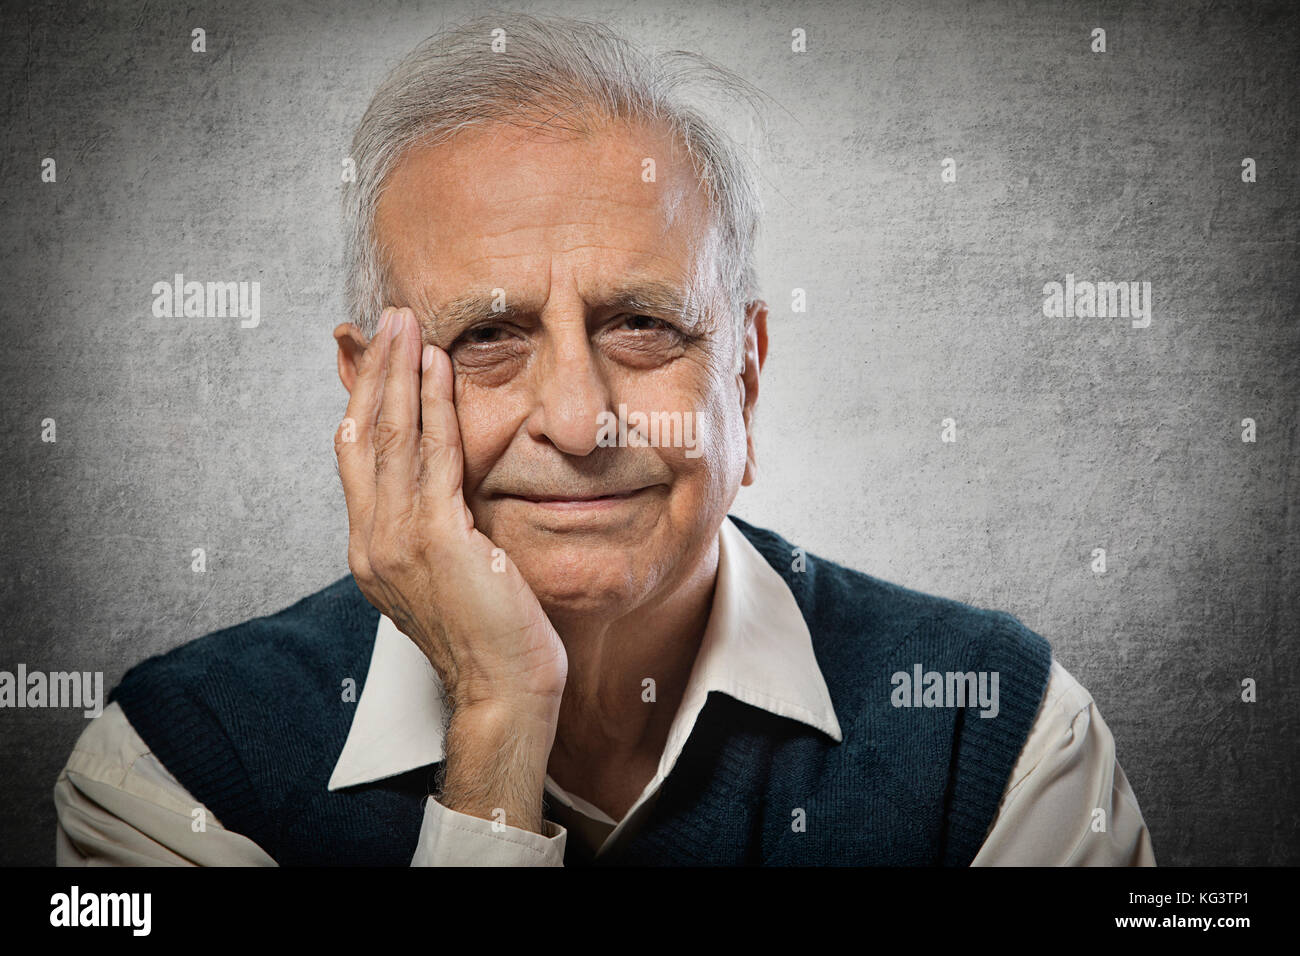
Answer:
[425,278,708,340]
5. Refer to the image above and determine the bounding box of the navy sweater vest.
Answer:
[109,517,1052,866]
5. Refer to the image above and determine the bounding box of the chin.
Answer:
[513,541,651,620]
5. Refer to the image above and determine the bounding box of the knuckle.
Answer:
[406,523,434,555]
[372,420,408,463]
[417,443,461,486]
[367,537,404,577]
[347,545,373,584]
[367,550,394,580]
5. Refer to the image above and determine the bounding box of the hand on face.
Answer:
[333,305,568,715]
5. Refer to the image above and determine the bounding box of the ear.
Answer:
[739,300,769,487]
[333,322,371,394]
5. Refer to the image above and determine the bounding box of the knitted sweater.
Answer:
[110,517,1051,865]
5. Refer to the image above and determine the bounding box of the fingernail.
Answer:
[389,309,406,340]
[376,308,392,337]
[421,344,434,372]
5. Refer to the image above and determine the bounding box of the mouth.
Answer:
[499,487,652,510]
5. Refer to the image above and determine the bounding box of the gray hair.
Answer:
[341,13,764,364]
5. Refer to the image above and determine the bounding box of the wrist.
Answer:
[450,674,566,720]
[447,696,559,753]
[439,699,557,835]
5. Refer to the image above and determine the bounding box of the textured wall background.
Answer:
[1,0,1296,866]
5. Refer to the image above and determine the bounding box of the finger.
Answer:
[417,343,467,514]
[373,307,422,526]
[335,307,396,536]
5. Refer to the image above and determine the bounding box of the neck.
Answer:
[545,533,720,808]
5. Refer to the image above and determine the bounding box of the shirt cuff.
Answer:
[410,797,566,866]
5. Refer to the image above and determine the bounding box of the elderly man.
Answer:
[54,15,1153,866]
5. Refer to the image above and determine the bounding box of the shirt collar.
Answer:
[328,516,842,792]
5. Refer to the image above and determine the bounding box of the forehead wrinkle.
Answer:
[476,193,663,216]
[466,215,668,243]
[423,276,714,339]
[458,244,687,269]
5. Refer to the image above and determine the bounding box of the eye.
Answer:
[619,314,670,332]
[462,325,507,345]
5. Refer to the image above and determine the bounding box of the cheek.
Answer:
[690,388,748,495]
[623,366,746,500]
[454,383,525,489]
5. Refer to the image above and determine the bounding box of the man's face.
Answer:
[371,118,761,619]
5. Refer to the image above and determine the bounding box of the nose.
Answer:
[524,318,611,456]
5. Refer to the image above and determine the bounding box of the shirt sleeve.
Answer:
[53,701,277,866]
[970,659,1156,866]
[410,798,567,866]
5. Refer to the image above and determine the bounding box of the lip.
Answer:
[500,488,650,510]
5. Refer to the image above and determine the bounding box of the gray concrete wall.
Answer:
[1,0,1296,865]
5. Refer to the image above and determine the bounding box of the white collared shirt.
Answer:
[54,518,1155,866]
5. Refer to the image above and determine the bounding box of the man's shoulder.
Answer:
[102,575,386,862]
[728,514,1049,657]
[727,515,1056,865]
[109,574,379,708]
